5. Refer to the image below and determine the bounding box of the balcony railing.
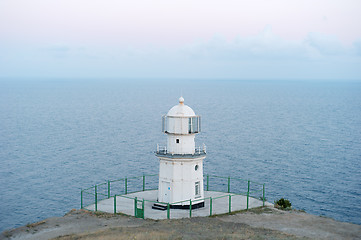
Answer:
[156,144,206,156]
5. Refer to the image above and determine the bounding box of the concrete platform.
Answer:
[85,190,273,219]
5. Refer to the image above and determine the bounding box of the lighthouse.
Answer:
[155,97,206,209]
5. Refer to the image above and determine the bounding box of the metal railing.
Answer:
[80,174,266,219]
[156,144,206,155]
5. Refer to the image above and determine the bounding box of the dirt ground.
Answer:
[2,207,361,240]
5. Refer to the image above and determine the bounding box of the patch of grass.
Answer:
[93,211,116,218]
[209,206,273,217]
[247,207,274,214]
[294,209,306,213]
[274,198,292,210]
[87,210,137,219]
[2,230,12,238]
[114,212,129,217]
[64,209,90,216]
[26,220,46,228]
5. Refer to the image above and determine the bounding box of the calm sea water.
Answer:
[1,79,361,231]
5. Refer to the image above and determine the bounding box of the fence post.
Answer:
[134,197,137,217]
[142,199,145,219]
[95,185,98,211]
[263,184,265,207]
[189,199,192,218]
[210,197,212,216]
[207,175,209,191]
[227,177,230,193]
[247,180,250,210]
[143,175,145,191]
[108,180,111,198]
[81,190,83,209]
[167,203,170,219]
[229,195,231,213]
[125,178,128,194]
[114,195,117,214]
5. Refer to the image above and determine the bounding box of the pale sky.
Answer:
[1,0,361,80]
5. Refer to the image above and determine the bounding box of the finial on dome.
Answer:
[179,96,184,104]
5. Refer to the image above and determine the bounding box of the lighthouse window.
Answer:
[188,118,192,133]
[195,181,200,196]
[188,116,200,133]
[176,139,179,143]
[162,116,168,133]
[195,165,199,171]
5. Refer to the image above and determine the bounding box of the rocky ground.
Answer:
[2,207,361,240]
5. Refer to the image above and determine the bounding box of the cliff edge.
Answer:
[2,207,361,240]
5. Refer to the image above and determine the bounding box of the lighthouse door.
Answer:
[162,181,171,203]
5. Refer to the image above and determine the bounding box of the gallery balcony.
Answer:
[155,144,206,158]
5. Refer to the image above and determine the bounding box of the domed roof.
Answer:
[167,97,196,117]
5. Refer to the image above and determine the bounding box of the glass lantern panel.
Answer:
[188,116,201,133]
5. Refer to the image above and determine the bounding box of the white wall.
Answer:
[158,156,205,205]
[167,134,195,154]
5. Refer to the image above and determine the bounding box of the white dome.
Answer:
[167,97,196,117]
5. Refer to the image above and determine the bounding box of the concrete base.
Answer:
[85,190,273,220]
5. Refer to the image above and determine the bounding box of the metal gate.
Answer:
[134,197,144,219]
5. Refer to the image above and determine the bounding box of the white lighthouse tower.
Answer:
[155,97,206,209]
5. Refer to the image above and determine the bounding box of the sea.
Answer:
[1,79,361,232]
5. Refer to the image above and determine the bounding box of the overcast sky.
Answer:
[1,0,361,80]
